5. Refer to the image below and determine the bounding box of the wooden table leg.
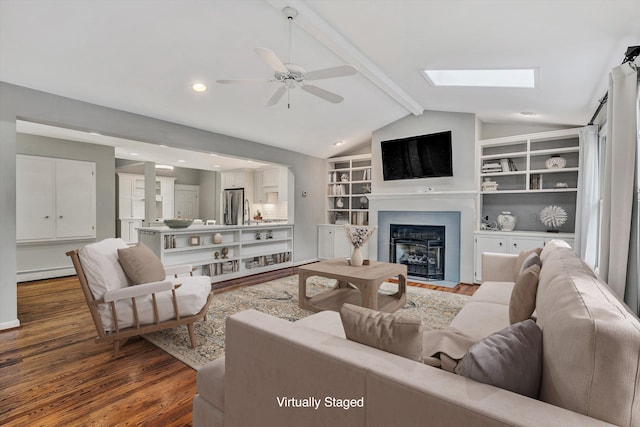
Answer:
[298,270,312,310]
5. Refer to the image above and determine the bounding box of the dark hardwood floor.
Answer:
[0,270,477,426]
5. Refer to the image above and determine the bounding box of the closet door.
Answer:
[55,159,96,239]
[16,156,55,241]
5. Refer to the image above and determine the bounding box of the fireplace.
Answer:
[389,224,445,281]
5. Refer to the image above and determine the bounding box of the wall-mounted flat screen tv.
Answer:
[381,130,453,180]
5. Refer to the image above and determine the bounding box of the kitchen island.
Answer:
[138,224,293,283]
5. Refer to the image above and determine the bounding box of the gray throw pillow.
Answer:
[340,303,423,361]
[117,243,166,285]
[519,252,541,275]
[509,264,541,324]
[455,319,542,398]
[513,248,542,280]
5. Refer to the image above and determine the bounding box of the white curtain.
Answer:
[575,125,599,268]
[599,61,638,299]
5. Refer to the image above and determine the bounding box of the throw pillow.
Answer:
[117,243,166,285]
[513,247,542,280]
[455,319,543,398]
[519,252,541,275]
[340,303,423,361]
[509,264,541,324]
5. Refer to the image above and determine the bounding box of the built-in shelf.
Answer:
[326,154,372,226]
[138,224,293,283]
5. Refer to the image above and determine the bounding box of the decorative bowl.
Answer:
[164,218,194,229]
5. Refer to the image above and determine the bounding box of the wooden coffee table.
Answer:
[298,258,407,313]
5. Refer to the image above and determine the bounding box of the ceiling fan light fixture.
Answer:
[333,140,344,147]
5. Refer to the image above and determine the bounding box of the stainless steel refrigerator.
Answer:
[223,188,244,225]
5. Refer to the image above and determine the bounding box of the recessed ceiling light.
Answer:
[519,111,537,117]
[129,152,139,156]
[155,164,174,171]
[209,153,218,157]
[247,160,254,163]
[89,131,101,136]
[192,82,207,93]
[422,69,536,88]
[333,141,344,147]
[177,159,186,163]
[159,144,168,148]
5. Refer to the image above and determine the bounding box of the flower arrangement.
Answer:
[345,225,377,248]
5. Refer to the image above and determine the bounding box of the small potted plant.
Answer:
[253,210,262,221]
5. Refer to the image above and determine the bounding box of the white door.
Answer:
[16,156,55,240]
[175,185,200,219]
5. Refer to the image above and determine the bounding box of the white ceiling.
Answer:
[1,0,639,159]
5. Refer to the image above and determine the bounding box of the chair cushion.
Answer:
[509,264,541,324]
[455,319,543,398]
[117,243,166,285]
[103,275,211,332]
[79,238,131,299]
[340,303,423,361]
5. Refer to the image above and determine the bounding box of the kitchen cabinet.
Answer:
[118,219,143,244]
[118,173,175,222]
[17,155,96,242]
[474,231,574,282]
[254,167,288,203]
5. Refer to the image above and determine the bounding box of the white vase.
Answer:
[497,211,516,232]
[351,246,363,267]
[213,233,223,244]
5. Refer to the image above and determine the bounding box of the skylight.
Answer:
[422,69,536,88]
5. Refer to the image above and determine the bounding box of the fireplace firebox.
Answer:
[389,224,445,281]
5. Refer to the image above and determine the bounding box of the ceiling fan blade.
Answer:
[304,65,358,81]
[301,85,344,104]
[254,47,288,74]
[216,78,272,84]
[265,86,287,106]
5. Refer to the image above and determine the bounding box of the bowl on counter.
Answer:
[163,218,194,229]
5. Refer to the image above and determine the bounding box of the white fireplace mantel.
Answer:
[368,191,477,284]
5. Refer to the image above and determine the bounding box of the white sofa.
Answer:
[193,240,640,426]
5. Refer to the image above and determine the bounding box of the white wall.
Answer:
[372,110,477,194]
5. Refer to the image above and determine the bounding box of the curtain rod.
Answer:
[587,45,640,125]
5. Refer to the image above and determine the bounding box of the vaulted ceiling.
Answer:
[1,0,638,159]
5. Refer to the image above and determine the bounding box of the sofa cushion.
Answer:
[535,244,640,426]
[469,281,513,305]
[449,300,511,342]
[455,319,543,398]
[295,310,346,338]
[118,243,166,285]
[513,248,542,280]
[509,264,541,324]
[340,303,423,361]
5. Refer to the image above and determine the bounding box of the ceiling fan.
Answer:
[216,6,358,108]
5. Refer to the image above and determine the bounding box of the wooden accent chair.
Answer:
[66,238,213,356]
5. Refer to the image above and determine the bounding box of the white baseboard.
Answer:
[17,267,76,283]
[0,319,21,331]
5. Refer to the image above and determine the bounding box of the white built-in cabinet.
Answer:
[317,225,369,260]
[474,128,582,283]
[254,167,288,203]
[221,170,254,203]
[17,155,96,242]
[474,229,575,283]
[117,173,175,243]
